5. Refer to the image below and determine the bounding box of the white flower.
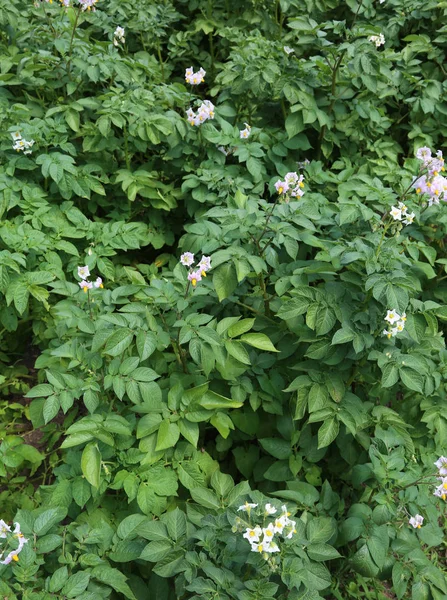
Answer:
[77,265,90,279]
[384,309,400,325]
[237,502,258,512]
[265,503,277,515]
[382,329,394,339]
[273,515,287,534]
[284,520,297,539]
[395,320,405,333]
[262,523,276,541]
[0,520,11,538]
[243,526,262,543]
[186,100,215,126]
[409,514,424,529]
[369,33,385,47]
[416,147,432,162]
[239,123,251,139]
[435,456,447,477]
[390,206,402,221]
[185,66,206,85]
[180,252,194,267]
[10,131,22,141]
[0,522,28,565]
[113,26,125,46]
[250,541,269,553]
[265,541,280,553]
[283,46,294,54]
[94,277,103,288]
[397,202,408,215]
[198,256,211,276]
[78,0,98,11]
[403,212,415,225]
[78,280,93,292]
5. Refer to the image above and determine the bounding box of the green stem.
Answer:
[66,6,82,81]
[156,40,165,81]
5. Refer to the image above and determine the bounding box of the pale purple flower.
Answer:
[187,270,202,287]
[180,252,194,267]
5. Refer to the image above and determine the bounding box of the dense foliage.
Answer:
[1,0,447,598]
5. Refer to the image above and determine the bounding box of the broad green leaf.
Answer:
[240,333,279,352]
[81,443,101,489]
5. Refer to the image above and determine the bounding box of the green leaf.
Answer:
[198,390,242,410]
[225,340,251,364]
[331,328,355,345]
[164,507,187,541]
[136,330,157,360]
[399,368,423,393]
[178,419,199,447]
[25,384,54,398]
[155,421,180,451]
[307,543,341,561]
[43,395,60,424]
[259,438,292,460]
[190,488,221,510]
[227,318,255,338]
[103,329,134,357]
[213,263,238,302]
[240,333,279,352]
[62,572,90,598]
[307,517,336,544]
[317,418,339,448]
[81,443,101,488]
[91,567,136,600]
[381,363,399,388]
[34,508,66,536]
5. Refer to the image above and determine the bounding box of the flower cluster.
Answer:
[180,253,212,287]
[237,502,297,559]
[186,100,215,127]
[77,266,103,293]
[0,521,28,565]
[409,514,424,529]
[11,131,35,155]
[434,456,447,500]
[185,66,206,86]
[274,172,305,201]
[390,201,415,225]
[412,147,447,206]
[113,26,125,46]
[369,33,385,47]
[239,123,251,139]
[382,309,406,339]
[78,0,98,10]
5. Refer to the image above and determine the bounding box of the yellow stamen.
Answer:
[266,531,273,537]
[387,334,392,339]
[201,270,206,277]
[417,525,421,529]
[434,171,438,176]
[299,182,304,188]
[12,555,19,562]
[278,187,283,194]
[100,283,104,288]
[443,482,447,490]
[83,286,88,293]
[258,545,263,553]
[192,279,197,287]
[435,190,440,195]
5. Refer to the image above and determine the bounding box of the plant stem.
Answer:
[66,6,82,81]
